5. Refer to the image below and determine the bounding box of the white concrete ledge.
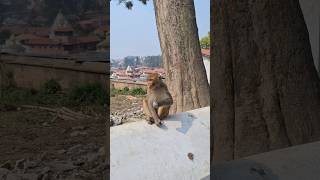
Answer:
[211,141,320,180]
[111,107,210,180]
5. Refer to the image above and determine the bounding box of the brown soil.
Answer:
[0,105,106,170]
[110,95,144,113]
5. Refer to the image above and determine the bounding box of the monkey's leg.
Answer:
[146,99,162,126]
[158,106,170,120]
[143,99,154,124]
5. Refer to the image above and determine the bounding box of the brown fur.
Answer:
[143,73,173,126]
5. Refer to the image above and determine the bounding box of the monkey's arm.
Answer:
[157,92,173,107]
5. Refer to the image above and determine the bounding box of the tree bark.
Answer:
[153,0,210,113]
[212,0,320,163]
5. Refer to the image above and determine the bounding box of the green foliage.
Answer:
[67,83,108,106]
[115,0,149,9]
[130,87,146,95]
[0,30,11,44]
[200,32,210,49]
[0,88,34,104]
[111,87,146,96]
[42,0,103,24]
[0,82,108,107]
[41,79,61,94]
[123,87,130,92]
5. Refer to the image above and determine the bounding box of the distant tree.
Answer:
[41,0,104,24]
[135,57,142,66]
[142,56,162,67]
[200,32,210,49]
[123,56,136,67]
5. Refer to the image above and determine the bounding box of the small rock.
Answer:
[110,115,122,126]
[60,129,68,134]
[0,168,11,175]
[57,149,66,154]
[187,153,194,161]
[38,152,48,161]
[20,173,39,180]
[40,166,51,174]
[24,160,39,169]
[14,159,26,171]
[70,131,88,137]
[6,174,22,180]
[71,126,87,131]
[68,145,82,152]
[42,122,49,126]
[73,160,85,166]
[40,174,50,180]
[98,147,106,157]
[86,153,99,163]
[126,95,137,100]
[48,161,77,172]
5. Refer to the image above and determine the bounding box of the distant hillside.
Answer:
[0,0,108,25]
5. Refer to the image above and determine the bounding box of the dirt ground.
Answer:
[110,95,146,125]
[0,105,107,179]
[110,95,144,113]
[0,95,143,179]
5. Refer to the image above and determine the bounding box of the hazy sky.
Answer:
[110,0,210,59]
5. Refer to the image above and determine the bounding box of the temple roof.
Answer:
[51,10,73,32]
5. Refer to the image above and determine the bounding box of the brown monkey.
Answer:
[143,73,173,126]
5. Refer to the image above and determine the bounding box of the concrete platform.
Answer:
[110,107,210,180]
[203,59,210,83]
[211,141,320,180]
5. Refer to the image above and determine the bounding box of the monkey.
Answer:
[143,73,173,127]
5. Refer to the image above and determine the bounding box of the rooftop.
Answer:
[201,49,210,58]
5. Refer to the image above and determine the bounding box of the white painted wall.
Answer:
[203,59,210,83]
[111,107,210,180]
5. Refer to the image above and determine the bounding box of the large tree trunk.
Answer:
[212,0,320,163]
[153,0,210,113]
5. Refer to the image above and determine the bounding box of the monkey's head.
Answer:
[147,73,162,88]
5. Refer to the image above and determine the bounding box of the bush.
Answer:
[0,88,33,104]
[110,88,120,97]
[0,82,108,107]
[2,71,16,89]
[130,87,146,96]
[41,79,61,94]
[111,87,147,96]
[67,83,108,106]
[123,87,129,92]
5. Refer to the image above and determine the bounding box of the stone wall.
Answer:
[0,53,108,90]
[111,79,147,90]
